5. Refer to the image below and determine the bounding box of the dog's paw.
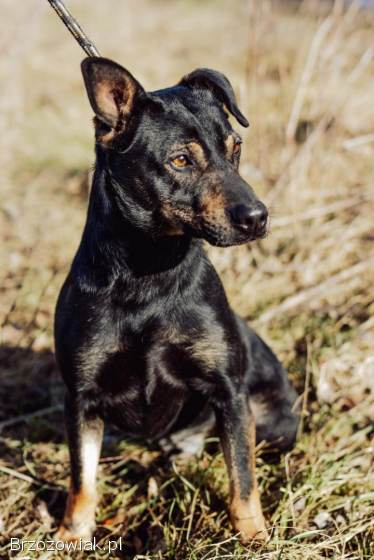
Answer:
[230,491,269,544]
[232,515,269,543]
[54,523,95,545]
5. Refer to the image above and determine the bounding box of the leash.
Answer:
[46,0,100,57]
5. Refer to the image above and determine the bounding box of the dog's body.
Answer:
[55,57,298,543]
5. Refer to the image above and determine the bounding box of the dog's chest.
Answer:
[91,322,227,439]
[92,337,189,438]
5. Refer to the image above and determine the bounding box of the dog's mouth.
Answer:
[161,205,268,247]
[184,219,268,247]
[200,226,268,247]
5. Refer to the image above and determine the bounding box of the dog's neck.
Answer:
[72,159,201,292]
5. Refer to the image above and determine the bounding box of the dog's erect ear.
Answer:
[81,57,144,130]
[179,68,249,127]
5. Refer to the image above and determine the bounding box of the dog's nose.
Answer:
[229,202,268,234]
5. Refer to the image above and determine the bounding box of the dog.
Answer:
[54,56,299,544]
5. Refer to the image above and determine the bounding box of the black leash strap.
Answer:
[46,0,100,57]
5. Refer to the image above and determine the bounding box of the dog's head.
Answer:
[81,57,268,247]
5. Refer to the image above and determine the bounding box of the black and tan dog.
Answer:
[54,57,298,543]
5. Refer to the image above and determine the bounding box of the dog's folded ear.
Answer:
[179,68,249,128]
[81,57,144,131]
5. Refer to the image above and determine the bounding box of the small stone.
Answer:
[294,496,306,512]
[36,500,53,529]
[147,476,158,499]
[32,332,50,352]
[335,514,346,526]
[9,251,23,270]
[313,511,331,529]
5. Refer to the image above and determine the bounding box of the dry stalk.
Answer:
[286,16,334,144]
[256,258,374,324]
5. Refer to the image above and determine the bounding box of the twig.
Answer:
[286,16,333,144]
[348,47,373,84]
[256,258,374,324]
[268,116,330,204]
[0,464,63,492]
[270,195,369,228]
[186,488,199,542]
[46,0,100,57]
[0,464,38,485]
[299,339,312,439]
[0,404,63,433]
[342,133,374,151]
[284,452,296,529]
[99,453,136,464]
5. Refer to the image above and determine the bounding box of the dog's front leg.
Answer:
[56,393,104,543]
[215,391,268,542]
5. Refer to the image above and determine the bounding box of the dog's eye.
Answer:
[233,140,242,156]
[170,154,193,169]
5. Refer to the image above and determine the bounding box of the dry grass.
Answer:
[0,1,373,558]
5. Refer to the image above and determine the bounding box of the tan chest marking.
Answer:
[167,325,227,371]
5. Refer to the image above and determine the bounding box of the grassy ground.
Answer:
[0,1,373,558]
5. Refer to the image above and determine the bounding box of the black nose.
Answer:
[229,202,268,235]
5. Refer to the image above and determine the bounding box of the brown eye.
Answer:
[233,141,242,156]
[170,154,192,169]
